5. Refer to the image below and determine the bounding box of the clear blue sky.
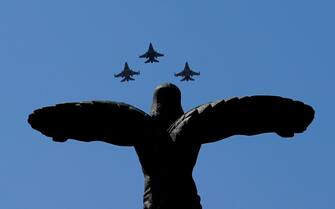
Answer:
[0,0,334,209]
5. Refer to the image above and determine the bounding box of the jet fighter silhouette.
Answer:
[175,62,200,81]
[114,62,139,82]
[139,43,164,63]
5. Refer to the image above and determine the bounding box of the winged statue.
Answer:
[28,83,314,209]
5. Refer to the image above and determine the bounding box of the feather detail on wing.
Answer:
[28,101,156,146]
[168,96,315,144]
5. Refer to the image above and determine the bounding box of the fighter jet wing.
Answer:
[130,70,140,76]
[168,96,314,144]
[114,72,124,77]
[139,53,148,58]
[28,101,158,146]
[174,71,184,77]
[155,52,164,57]
[190,71,200,76]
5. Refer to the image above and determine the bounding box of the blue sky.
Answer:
[0,0,334,209]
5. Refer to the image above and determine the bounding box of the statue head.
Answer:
[151,83,184,129]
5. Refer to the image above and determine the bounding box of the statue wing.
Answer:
[28,101,156,146]
[168,96,315,144]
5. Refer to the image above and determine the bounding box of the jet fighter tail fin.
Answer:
[145,58,159,63]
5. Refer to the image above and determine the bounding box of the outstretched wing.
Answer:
[28,101,156,146]
[168,96,314,144]
[139,52,148,58]
[190,71,200,76]
[130,70,140,76]
[114,72,124,77]
[155,52,164,57]
[174,71,184,77]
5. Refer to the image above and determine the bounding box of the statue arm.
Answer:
[168,96,314,144]
[28,101,155,146]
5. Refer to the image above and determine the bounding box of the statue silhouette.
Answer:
[28,83,314,209]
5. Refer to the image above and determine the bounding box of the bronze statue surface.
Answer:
[28,83,314,209]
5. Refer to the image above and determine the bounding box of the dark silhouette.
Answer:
[139,43,164,63]
[175,62,200,81]
[114,62,140,82]
[28,83,314,209]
